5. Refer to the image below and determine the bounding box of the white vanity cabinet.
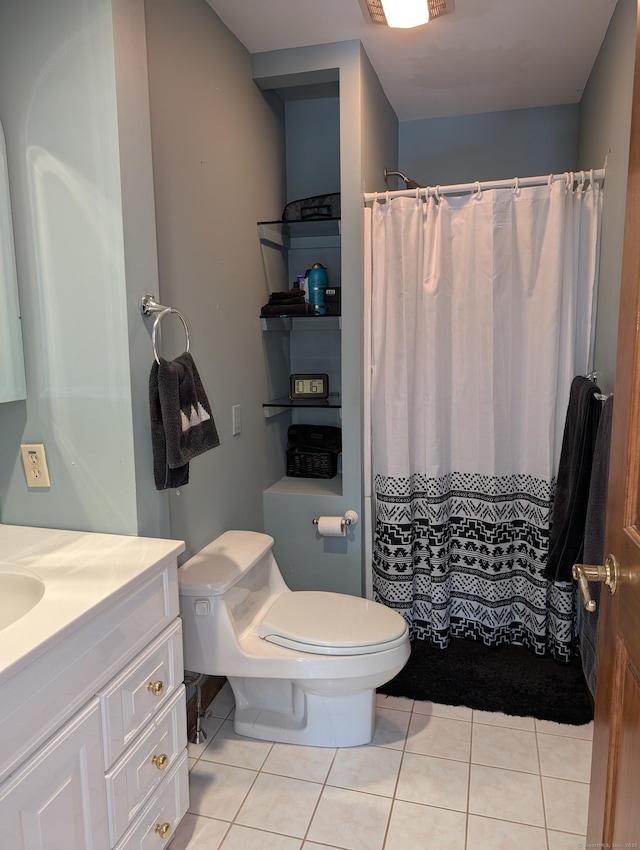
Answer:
[0,526,188,850]
[0,699,109,850]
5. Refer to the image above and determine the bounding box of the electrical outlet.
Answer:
[20,443,51,488]
[232,404,242,436]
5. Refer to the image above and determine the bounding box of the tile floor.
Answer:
[170,682,592,850]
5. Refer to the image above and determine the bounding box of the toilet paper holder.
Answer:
[312,510,359,532]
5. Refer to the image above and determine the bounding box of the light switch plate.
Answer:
[232,404,242,436]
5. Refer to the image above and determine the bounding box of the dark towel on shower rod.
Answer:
[149,351,220,490]
[545,375,602,582]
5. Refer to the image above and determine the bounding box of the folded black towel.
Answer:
[269,288,306,305]
[261,303,315,317]
[579,394,613,696]
[545,375,602,581]
[149,352,220,490]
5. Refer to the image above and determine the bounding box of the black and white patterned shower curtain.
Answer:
[368,180,602,660]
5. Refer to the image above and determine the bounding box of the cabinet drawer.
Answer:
[106,686,187,845]
[100,620,184,768]
[113,750,189,850]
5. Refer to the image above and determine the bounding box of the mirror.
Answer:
[0,118,26,402]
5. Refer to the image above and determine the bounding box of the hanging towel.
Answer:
[149,351,220,490]
[545,375,602,582]
[578,394,614,697]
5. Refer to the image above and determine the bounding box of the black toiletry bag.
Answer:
[287,424,342,454]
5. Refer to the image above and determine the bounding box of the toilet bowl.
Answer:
[178,530,410,747]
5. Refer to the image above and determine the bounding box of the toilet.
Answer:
[178,530,410,747]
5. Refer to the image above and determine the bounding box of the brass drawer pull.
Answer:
[151,753,169,770]
[154,821,171,839]
[147,680,164,697]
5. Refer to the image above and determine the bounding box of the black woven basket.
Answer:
[286,424,341,479]
[286,448,338,479]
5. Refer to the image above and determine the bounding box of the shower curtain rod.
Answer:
[363,167,605,204]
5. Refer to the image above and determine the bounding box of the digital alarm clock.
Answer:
[289,373,329,400]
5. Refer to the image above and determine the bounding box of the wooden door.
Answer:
[587,4,640,842]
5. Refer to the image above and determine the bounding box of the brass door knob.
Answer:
[147,680,164,696]
[154,822,171,839]
[572,554,619,612]
[151,753,168,770]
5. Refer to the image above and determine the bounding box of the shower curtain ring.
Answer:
[513,177,519,195]
[474,181,482,199]
[434,185,441,202]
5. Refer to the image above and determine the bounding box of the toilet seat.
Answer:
[258,591,408,656]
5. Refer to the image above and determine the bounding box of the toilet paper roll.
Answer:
[317,516,345,537]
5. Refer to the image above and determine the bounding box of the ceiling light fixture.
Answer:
[361,0,451,28]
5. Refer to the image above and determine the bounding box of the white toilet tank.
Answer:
[178,530,289,674]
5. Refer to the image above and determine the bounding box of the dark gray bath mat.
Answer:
[378,637,593,726]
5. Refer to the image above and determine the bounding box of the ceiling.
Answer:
[205,0,619,122]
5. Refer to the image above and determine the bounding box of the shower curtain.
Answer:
[368,178,602,660]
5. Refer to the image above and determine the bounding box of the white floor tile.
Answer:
[177,678,595,850]
[169,813,230,849]
[262,742,336,783]
[466,814,547,849]
[306,785,392,850]
[468,764,545,826]
[188,760,257,821]
[187,713,226,759]
[219,824,303,849]
[547,829,587,850]
[405,713,472,761]
[537,733,592,783]
[542,776,590,834]
[547,829,587,849]
[471,723,539,773]
[472,710,536,731]
[199,719,273,770]
[206,682,236,718]
[385,799,466,850]
[535,718,593,740]
[413,700,474,721]
[327,745,402,797]
[376,693,414,712]
[235,773,322,838]
[371,707,411,749]
[396,752,469,811]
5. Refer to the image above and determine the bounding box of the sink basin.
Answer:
[0,567,45,630]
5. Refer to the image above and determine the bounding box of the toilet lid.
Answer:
[258,591,408,656]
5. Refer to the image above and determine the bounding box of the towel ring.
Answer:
[152,307,190,365]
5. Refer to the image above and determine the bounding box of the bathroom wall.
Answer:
[144,0,287,559]
[0,0,148,534]
[399,104,579,188]
[0,0,287,552]
[577,0,636,394]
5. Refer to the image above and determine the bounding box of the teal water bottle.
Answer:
[307,263,328,315]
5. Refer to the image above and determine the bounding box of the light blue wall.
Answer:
[0,0,144,533]
[578,0,636,394]
[285,97,340,201]
[0,0,288,552]
[399,105,579,188]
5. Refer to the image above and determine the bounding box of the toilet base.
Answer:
[228,676,376,747]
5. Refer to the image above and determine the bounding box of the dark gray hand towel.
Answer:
[545,375,602,582]
[149,351,220,491]
[578,394,614,697]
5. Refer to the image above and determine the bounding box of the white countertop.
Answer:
[0,523,185,686]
